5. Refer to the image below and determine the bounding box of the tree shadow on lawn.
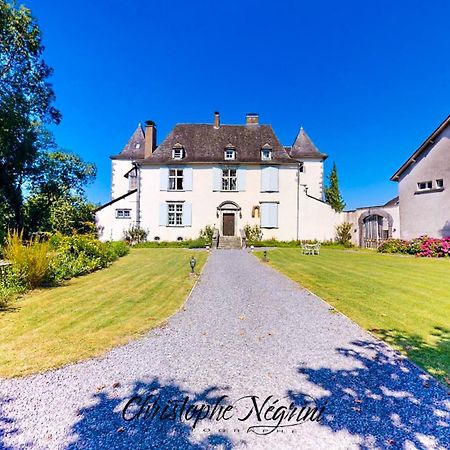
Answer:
[374,327,450,383]
[289,340,450,450]
[66,377,236,450]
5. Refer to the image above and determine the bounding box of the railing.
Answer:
[363,238,388,249]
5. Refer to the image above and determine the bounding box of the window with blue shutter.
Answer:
[237,168,246,191]
[212,167,222,191]
[159,202,168,226]
[160,167,169,191]
[182,202,192,226]
[261,166,279,192]
[260,202,278,228]
[184,168,193,191]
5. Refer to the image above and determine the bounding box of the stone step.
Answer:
[218,236,242,249]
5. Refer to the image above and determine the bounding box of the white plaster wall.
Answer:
[398,126,450,239]
[97,163,339,243]
[111,160,134,199]
[96,191,138,242]
[301,160,324,200]
[298,191,344,241]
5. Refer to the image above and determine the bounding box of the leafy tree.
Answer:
[23,151,96,235]
[0,1,61,229]
[324,163,345,212]
[336,222,353,247]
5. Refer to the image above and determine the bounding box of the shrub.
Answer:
[378,235,450,257]
[244,224,263,244]
[3,230,51,288]
[134,239,208,249]
[123,225,148,245]
[336,222,353,247]
[378,239,409,254]
[47,234,128,283]
[199,225,214,244]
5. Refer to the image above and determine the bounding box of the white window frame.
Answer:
[417,181,432,191]
[168,202,183,226]
[436,179,444,189]
[261,149,272,160]
[116,209,131,219]
[222,168,237,191]
[172,148,184,160]
[224,149,236,160]
[168,168,184,191]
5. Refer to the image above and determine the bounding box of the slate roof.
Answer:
[111,124,145,160]
[141,123,295,165]
[111,119,327,164]
[288,128,328,160]
[384,196,399,207]
[391,114,450,181]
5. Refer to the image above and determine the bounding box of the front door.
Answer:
[223,213,235,236]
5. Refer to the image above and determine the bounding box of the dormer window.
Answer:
[172,143,185,160]
[224,145,236,160]
[261,144,272,160]
[135,143,141,149]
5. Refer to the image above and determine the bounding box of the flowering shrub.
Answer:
[379,236,450,257]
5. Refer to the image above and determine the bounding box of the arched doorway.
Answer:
[358,210,393,247]
[216,201,241,237]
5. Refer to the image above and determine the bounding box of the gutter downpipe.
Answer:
[133,161,141,228]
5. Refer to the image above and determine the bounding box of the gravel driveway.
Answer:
[0,250,449,450]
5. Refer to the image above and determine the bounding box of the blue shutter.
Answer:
[260,203,270,227]
[183,202,192,226]
[237,168,246,191]
[212,167,222,191]
[159,202,168,226]
[160,167,168,191]
[260,203,278,228]
[269,203,278,228]
[261,167,270,192]
[184,168,193,191]
[270,167,279,192]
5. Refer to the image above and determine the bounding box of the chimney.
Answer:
[213,111,220,129]
[144,120,156,158]
[246,113,259,125]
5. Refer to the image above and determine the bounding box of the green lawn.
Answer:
[0,248,207,378]
[256,248,450,383]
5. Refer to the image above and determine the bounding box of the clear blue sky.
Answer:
[26,0,450,209]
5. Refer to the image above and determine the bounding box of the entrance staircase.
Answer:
[217,236,242,250]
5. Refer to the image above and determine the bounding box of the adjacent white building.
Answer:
[96,113,343,245]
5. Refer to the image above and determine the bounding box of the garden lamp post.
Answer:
[190,256,197,273]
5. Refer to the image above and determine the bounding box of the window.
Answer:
[261,149,272,160]
[224,149,236,160]
[168,203,183,226]
[436,179,444,189]
[298,162,304,173]
[135,143,141,149]
[172,144,184,159]
[169,169,184,190]
[260,202,278,228]
[222,168,237,191]
[417,181,432,191]
[116,209,131,219]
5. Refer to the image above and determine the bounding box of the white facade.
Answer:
[97,160,342,243]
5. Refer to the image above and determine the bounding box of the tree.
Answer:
[324,163,345,212]
[0,1,61,229]
[23,151,97,235]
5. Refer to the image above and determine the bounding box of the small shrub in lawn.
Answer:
[336,222,353,247]
[199,225,214,245]
[123,225,148,245]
